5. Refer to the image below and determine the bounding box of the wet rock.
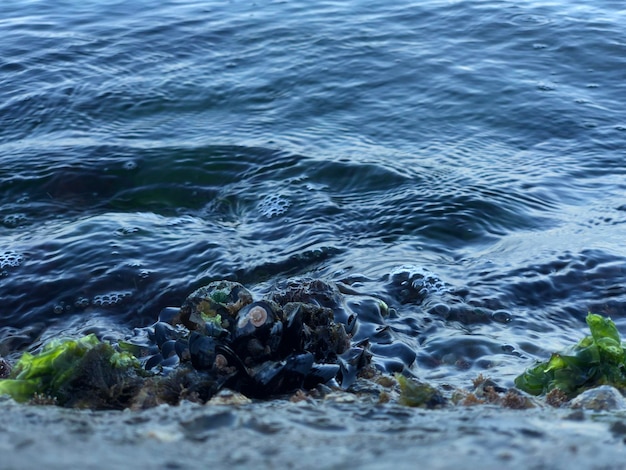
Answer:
[160,278,368,401]
[569,386,626,411]
[175,281,253,332]
[268,278,350,323]
[206,389,252,406]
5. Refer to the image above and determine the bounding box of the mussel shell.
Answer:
[234,301,280,338]
[344,313,357,335]
[303,363,340,389]
[241,352,315,398]
[188,332,221,370]
[215,344,248,375]
[152,321,178,348]
[145,353,164,371]
[337,345,372,389]
[279,303,305,355]
[157,306,180,324]
[174,338,190,361]
[160,354,180,369]
[160,340,178,359]
[231,301,283,364]
[143,349,179,373]
[267,321,283,355]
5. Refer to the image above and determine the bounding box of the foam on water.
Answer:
[0,251,23,271]
[257,193,290,218]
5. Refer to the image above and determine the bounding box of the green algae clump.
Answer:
[396,374,446,408]
[0,334,142,408]
[515,313,626,398]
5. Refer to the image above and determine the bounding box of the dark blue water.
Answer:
[1,0,626,388]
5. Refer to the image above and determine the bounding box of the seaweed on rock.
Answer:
[0,334,144,408]
[515,313,626,398]
[395,373,446,408]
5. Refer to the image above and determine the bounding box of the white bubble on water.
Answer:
[74,297,90,309]
[0,250,24,269]
[3,213,27,227]
[92,291,132,306]
[258,193,290,218]
[390,264,447,295]
[123,160,138,170]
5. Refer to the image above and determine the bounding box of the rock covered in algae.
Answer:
[515,313,626,398]
[175,280,253,333]
[395,373,446,408]
[268,278,351,324]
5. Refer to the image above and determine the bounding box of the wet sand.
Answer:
[2,396,625,470]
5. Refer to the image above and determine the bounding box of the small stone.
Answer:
[609,420,626,436]
[570,386,626,411]
[206,389,252,406]
[324,391,357,403]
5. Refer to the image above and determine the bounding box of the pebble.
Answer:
[569,386,626,411]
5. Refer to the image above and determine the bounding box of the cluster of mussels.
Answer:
[133,279,382,401]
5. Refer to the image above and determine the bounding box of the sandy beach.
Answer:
[2,396,626,470]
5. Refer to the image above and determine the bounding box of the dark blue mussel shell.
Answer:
[234,352,316,398]
[231,300,283,365]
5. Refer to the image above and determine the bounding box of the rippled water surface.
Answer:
[1,0,626,388]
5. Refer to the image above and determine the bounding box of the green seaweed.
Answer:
[396,373,445,408]
[0,334,141,406]
[515,313,626,397]
[210,290,230,304]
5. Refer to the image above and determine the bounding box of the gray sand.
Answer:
[1,396,626,470]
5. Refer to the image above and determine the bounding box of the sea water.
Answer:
[1,0,626,389]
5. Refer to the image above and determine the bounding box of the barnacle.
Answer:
[239,305,268,328]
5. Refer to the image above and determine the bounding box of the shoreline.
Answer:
[2,396,625,470]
